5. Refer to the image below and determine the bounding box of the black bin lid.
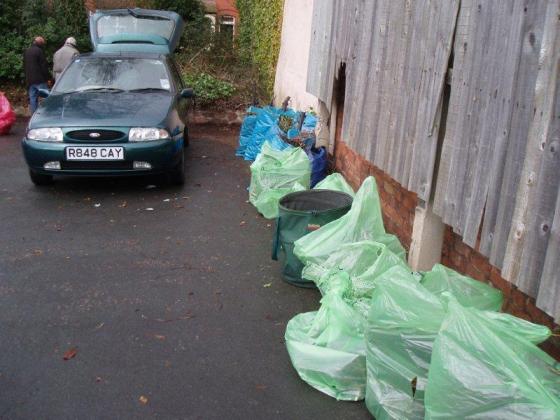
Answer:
[279,189,353,213]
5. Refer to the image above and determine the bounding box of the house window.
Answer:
[219,15,235,38]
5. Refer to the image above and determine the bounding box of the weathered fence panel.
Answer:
[306,0,459,202]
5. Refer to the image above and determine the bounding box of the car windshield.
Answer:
[53,58,172,93]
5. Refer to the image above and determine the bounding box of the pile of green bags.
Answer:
[282,175,559,418]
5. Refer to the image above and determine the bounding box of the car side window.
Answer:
[167,59,184,91]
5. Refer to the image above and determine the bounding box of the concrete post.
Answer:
[408,200,446,271]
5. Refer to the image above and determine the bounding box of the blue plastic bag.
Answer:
[302,113,317,132]
[236,106,261,157]
[244,107,286,161]
[307,147,328,187]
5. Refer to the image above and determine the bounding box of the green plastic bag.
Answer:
[249,142,311,219]
[365,265,524,420]
[425,299,558,419]
[421,263,503,311]
[314,173,355,197]
[285,271,367,401]
[294,176,404,266]
[301,240,408,302]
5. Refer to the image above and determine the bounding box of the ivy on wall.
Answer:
[236,0,284,99]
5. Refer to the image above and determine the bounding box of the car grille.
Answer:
[66,130,125,141]
[61,161,133,170]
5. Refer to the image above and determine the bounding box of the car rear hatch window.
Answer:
[90,8,185,54]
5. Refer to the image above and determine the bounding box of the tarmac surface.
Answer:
[0,120,370,419]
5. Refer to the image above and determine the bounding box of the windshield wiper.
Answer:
[128,87,169,93]
[79,87,125,93]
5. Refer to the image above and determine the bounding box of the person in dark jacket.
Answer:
[23,36,51,113]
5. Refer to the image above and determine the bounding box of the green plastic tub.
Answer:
[272,189,353,287]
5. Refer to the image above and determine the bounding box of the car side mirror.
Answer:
[38,88,51,98]
[180,88,194,99]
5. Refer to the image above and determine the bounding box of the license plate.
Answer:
[65,146,124,161]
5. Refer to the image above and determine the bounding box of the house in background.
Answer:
[201,0,238,39]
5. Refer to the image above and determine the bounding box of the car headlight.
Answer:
[129,127,170,142]
[27,127,63,142]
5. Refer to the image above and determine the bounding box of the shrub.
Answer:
[236,0,283,98]
[183,72,236,105]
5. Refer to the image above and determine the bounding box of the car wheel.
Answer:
[29,170,54,186]
[168,149,185,185]
[183,127,190,148]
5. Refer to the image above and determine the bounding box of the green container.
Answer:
[272,189,353,287]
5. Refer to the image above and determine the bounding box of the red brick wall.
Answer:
[334,139,560,359]
[334,140,417,252]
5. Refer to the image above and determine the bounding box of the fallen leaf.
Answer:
[94,322,104,330]
[263,283,272,288]
[239,221,246,226]
[63,347,78,360]
[33,249,43,256]
[255,384,267,391]
[154,334,166,341]
[173,204,184,209]
[118,201,127,208]
[265,314,273,321]
[139,395,148,405]
[266,224,272,228]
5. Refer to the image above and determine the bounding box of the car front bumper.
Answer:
[22,138,183,176]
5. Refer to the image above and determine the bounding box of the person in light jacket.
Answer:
[53,37,79,81]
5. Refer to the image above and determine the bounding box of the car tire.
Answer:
[29,170,54,186]
[168,149,185,185]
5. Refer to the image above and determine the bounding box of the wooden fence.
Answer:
[307,0,560,321]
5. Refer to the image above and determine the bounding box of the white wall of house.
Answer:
[273,0,318,111]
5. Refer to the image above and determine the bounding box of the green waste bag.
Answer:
[365,265,518,420]
[285,271,367,401]
[421,263,503,311]
[294,176,404,266]
[425,299,558,419]
[301,240,408,302]
[314,173,355,197]
[249,142,311,219]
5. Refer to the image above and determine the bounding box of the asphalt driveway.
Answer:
[0,120,369,419]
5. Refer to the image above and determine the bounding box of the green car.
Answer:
[22,8,193,186]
